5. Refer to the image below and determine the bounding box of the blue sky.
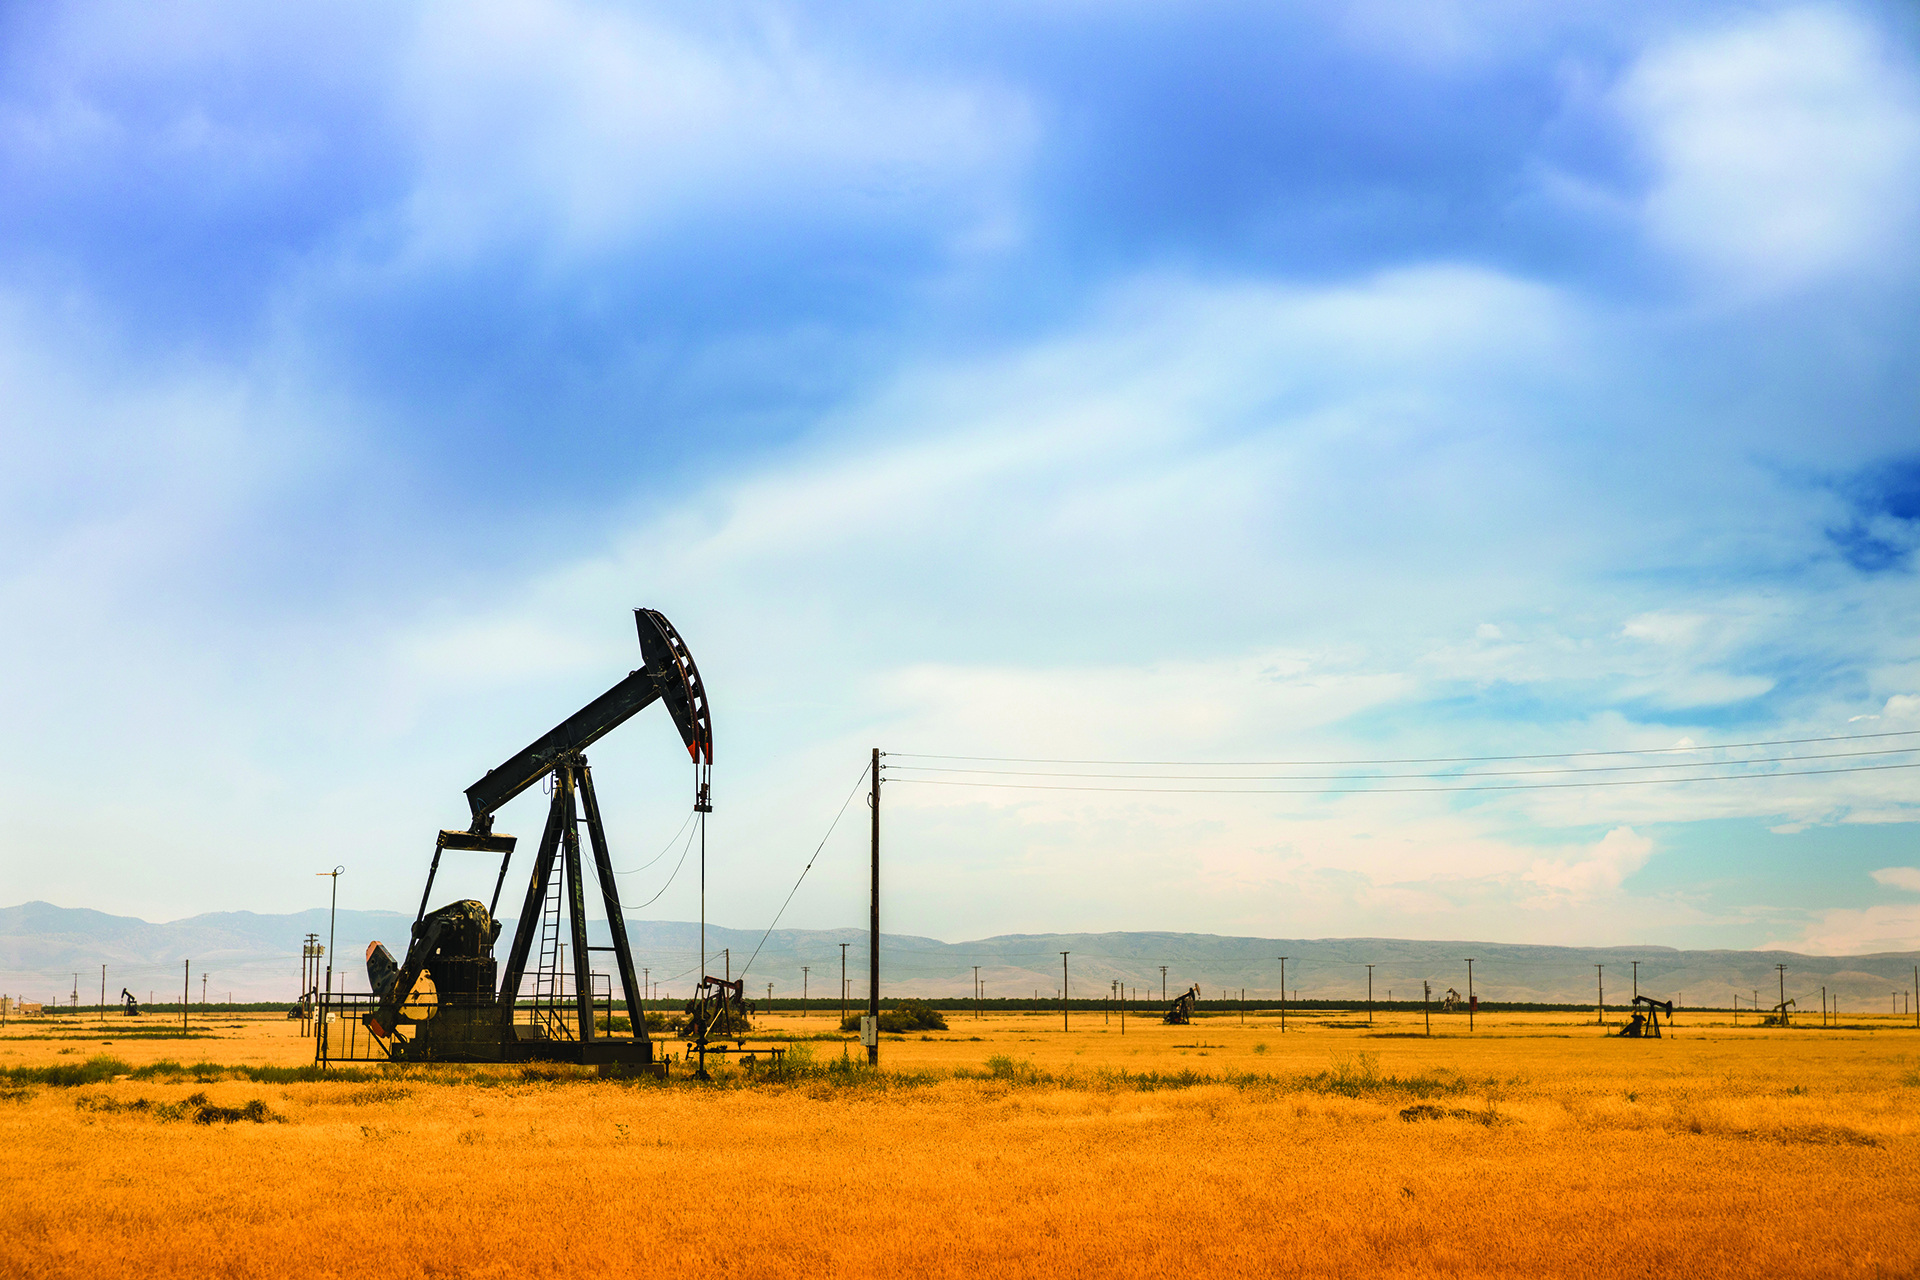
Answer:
[1,1,1917,953]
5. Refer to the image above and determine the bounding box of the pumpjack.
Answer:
[1762,998,1796,1028]
[686,975,755,1045]
[118,988,140,1017]
[1617,994,1673,1038]
[1163,984,1200,1025]
[360,608,712,1068]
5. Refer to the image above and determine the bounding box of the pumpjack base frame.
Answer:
[385,1035,665,1071]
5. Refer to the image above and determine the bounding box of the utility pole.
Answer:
[1278,958,1288,1034]
[1596,965,1604,1026]
[1061,953,1070,1030]
[317,865,342,1063]
[801,966,809,1019]
[202,975,207,1006]
[869,747,880,1066]
[71,974,78,1012]
[1632,960,1639,1003]
[1777,964,1788,1026]
[973,965,980,1020]
[1465,959,1476,1033]
[1160,966,1167,1003]
[1423,980,1431,1037]
[839,942,849,1031]
[1822,985,1827,1028]
[643,968,650,1020]
[1366,964,1374,1025]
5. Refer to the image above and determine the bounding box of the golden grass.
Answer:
[3,1006,1918,1278]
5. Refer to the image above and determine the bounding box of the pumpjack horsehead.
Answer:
[363,608,712,1067]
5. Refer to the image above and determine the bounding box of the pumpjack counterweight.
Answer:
[357,608,712,1068]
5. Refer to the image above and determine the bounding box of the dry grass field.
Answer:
[3,1004,1917,1279]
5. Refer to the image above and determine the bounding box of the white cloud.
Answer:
[396,0,1031,261]
[1617,6,1920,290]
[1520,827,1654,902]
[1621,611,1709,645]
[1614,671,1775,709]
[1780,903,1920,955]
[1871,866,1920,893]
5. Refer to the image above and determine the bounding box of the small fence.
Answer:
[314,976,627,1065]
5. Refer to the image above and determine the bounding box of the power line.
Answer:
[888,744,1916,783]
[612,806,696,875]
[621,817,701,911]
[738,761,872,982]
[889,759,1920,796]
[887,728,1920,768]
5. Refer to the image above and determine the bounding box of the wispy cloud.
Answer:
[0,2,1916,951]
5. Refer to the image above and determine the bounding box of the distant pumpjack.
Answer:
[1617,994,1674,1038]
[1163,984,1200,1025]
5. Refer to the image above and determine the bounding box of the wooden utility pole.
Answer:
[1159,966,1167,1003]
[801,966,809,1019]
[1595,965,1604,1026]
[839,942,849,1030]
[1465,959,1476,1032]
[1060,953,1070,1030]
[1423,980,1431,1036]
[1278,957,1288,1034]
[1632,960,1639,1002]
[1777,964,1789,1026]
[869,747,880,1066]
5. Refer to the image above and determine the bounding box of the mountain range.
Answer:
[5,900,1915,1012]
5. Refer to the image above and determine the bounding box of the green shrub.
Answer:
[0,1054,130,1087]
[839,1000,946,1034]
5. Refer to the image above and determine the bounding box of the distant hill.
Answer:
[3,900,1914,1011]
